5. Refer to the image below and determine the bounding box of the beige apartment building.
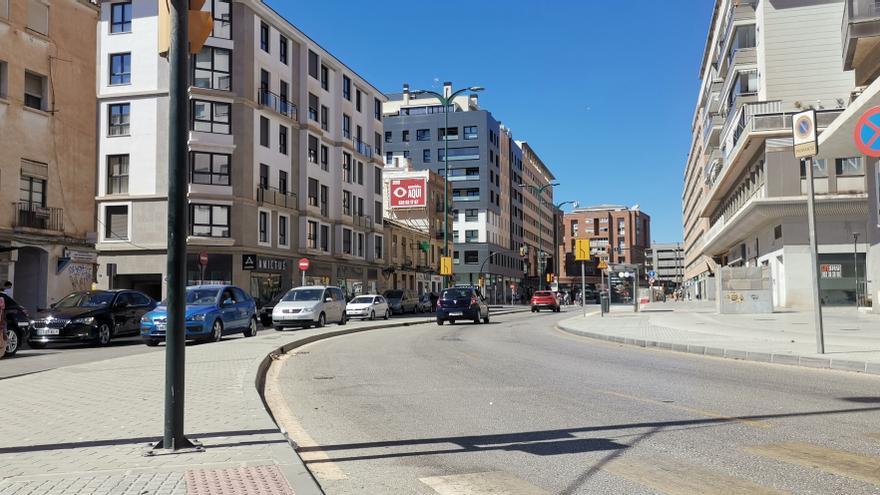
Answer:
[0,0,99,311]
[682,0,860,307]
[518,141,559,289]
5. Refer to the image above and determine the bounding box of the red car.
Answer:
[531,291,560,313]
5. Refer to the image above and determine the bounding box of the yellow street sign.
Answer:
[597,260,608,270]
[575,239,591,261]
[440,256,453,276]
[158,0,214,56]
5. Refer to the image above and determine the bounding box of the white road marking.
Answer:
[420,471,550,495]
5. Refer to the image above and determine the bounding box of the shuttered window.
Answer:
[27,0,48,35]
[105,205,129,240]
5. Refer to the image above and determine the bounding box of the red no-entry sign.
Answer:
[855,106,880,158]
[298,258,310,271]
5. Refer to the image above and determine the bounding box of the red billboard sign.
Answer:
[389,178,427,208]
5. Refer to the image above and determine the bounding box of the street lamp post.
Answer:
[410,84,484,288]
[853,232,860,307]
[518,182,560,290]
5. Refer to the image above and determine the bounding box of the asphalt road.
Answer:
[276,309,880,495]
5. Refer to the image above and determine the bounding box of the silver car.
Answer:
[272,286,347,330]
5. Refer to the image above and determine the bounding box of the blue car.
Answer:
[140,285,258,346]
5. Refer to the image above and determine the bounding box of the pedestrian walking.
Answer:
[1,281,11,297]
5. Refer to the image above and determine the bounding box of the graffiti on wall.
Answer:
[67,263,93,292]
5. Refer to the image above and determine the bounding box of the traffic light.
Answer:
[546,273,553,283]
[158,0,214,56]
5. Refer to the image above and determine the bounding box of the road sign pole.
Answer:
[600,267,604,317]
[805,157,825,353]
[581,261,586,318]
[632,265,639,313]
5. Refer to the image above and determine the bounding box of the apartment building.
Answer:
[645,243,685,288]
[94,0,385,303]
[382,83,522,290]
[381,160,448,293]
[682,0,859,307]
[0,0,99,311]
[517,141,561,289]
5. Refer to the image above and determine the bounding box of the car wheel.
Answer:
[28,341,46,350]
[316,313,326,328]
[244,318,258,337]
[274,326,284,331]
[369,310,375,321]
[143,338,160,347]
[436,319,444,326]
[210,319,223,342]
[95,323,112,347]
[260,317,272,327]
[339,313,347,326]
[450,320,456,325]
[5,328,20,356]
[384,310,390,320]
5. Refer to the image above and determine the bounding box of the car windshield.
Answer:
[282,288,324,302]
[351,296,374,304]
[54,292,116,308]
[384,290,403,299]
[441,289,472,299]
[182,288,220,305]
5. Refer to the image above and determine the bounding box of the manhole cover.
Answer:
[186,465,293,495]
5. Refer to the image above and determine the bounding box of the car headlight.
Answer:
[187,313,207,321]
[141,316,151,323]
[72,317,95,325]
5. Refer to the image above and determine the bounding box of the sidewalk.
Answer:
[558,302,880,373]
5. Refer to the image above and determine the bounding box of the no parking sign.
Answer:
[855,106,880,158]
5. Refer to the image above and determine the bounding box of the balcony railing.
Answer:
[354,215,373,229]
[352,139,373,159]
[257,89,297,119]
[13,202,63,231]
[256,186,297,209]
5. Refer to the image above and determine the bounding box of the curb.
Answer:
[253,308,529,494]
[556,316,880,376]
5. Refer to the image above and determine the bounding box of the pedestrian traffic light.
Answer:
[158,0,214,56]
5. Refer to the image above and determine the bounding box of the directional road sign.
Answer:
[575,239,590,261]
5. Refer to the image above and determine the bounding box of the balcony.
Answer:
[352,139,373,160]
[13,203,63,231]
[353,215,373,229]
[843,0,880,85]
[256,186,297,210]
[702,113,724,149]
[257,89,297,119]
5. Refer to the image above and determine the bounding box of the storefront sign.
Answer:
[256,257,288,272]
[242,254,257,271]
[820,264,842,279]
[390,178,427,208]
[64,248,97,264]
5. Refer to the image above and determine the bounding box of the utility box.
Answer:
[716,266,773,314]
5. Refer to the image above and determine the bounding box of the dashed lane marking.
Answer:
[745,442,880,485]
[420,471,550,495]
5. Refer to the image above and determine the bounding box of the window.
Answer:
[258,211,269,243]
[320,145,329,170]
[439,147,480,161]
[356,196,364,216]
[343,229,352,254]
[279,170,288,194]
[416,129,431,141]
[728,69,758,106]
[260,22,269,52]
[375,132,382,155]
[0,60,6,98]
[308,93,318,122]
[110,2,132,33]
[374,98,382,120]
[385,152,393,165]
[276,215,288,246]
[343,191,351,215]
[190,204,229,237]
[357,233,364,257]
[774,225,782,240]
[259,163,269,189]
[465,230,478,242]
[343,114,351,139]
[26,0,48,35]
[465,209,478,221]
[279,125,288,155]
[320,185,328,215]
[105,205,129,240]
[375,200,382,223]
[570,220,578,236]
[319,64,329,90]
[799,159,828,178]
[260,116,270,147]
[463,126,478,140]
[279,34,288,64]
[259,68,269,94]
[402,130,410,142]
[320,105,329,130]
[108,103,130,136]
[438,127,459,141]
[423,149,431,163]
[308,135,318,164]
[208,0,231,39]
[24,71,46,110]
[307,178,318,206]
[308,50,318,79]
[190,152,230,186]
[342,75,351,100]
[375,234,383,259]
[193,46,231,91]
[356,89,362,111]
[464,251,479,264]
[107,155,129,194]
[192,100,231,134]
[357,161,364,186]
[307,221,318,248]
[317,224,328,251]
[384,131,392,143]
[836,157,864,176]
[728,24,756,62]
[342,152,352,183]
[109,53,131,85]
[20,173,45,207]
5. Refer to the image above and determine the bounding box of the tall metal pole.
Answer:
[442,94,450,288]
[580,261,586,318]
[853,232,860,307]
[804,157,825,353]
[160,0,197,452]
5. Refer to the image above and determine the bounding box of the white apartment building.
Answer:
[95,0,386,303]
[682,0,864,308]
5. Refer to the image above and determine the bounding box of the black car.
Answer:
[28,290,156,348]
[436,286,489,325]
[258,290,288,327]
[383,289,419,315]
[2,293,30,356]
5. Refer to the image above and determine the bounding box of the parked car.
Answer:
[29,290,157,348]
[436,286,490,325]
[273,286,347,330]
[531,290,560,312]
[384,289,419,315]
[139,285,258,346]
[417,293,435,313]
[258,290,288,327]
[2,294,30,356]
[345,294,390,320]
[582,288,597,304]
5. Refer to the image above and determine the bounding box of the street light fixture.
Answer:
[410,84,484,287]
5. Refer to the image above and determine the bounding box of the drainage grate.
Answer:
[185,465,294,495]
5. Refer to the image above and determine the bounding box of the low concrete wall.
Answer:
[716,266,773,314]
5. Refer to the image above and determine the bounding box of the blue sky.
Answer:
[267,1,715,243]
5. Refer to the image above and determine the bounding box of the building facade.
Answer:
[382,83,523,293]
[645,243,685,288]
[94,0,385,304]
[517,141,560,290]
[0,0,99,311]
[682,0,862,307]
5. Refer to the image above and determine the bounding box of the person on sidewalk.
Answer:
[1,281,10,297]
[0,294,6,359]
